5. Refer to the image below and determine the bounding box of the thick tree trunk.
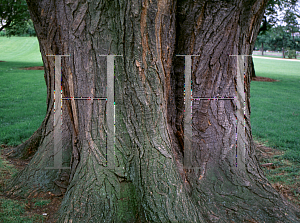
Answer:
[171,1,299,222]
[7,0,300,222]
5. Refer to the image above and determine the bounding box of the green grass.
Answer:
[256,55,300,60]
[0,152,47,222]
[0,157,18,191]
[0,37,46,146]
[0,197,46,223]
[251,57,300,158]
[0,37,49,223]
[33,199,51,207]
[251,57,300,188]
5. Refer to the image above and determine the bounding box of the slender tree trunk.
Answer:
[250,57,256,79]
[293,34,297,59]
[7,0,300,222]
[283,34,285,58]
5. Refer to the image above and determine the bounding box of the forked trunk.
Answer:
[7,0,300,222]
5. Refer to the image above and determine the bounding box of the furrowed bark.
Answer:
[169,0,300,222]
[58,0,203,222]
[6,0,300,222]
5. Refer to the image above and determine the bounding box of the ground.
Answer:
[0,139,299,222]
[252,76,279,82]
[0,145,62,223]
[255,141,300,209]
[20,66,44,70]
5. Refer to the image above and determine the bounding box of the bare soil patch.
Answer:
[252,76,279,82]
[20,66,44,70]
[1,145,29,170]
[0,144,61,223]
[255,141,284,161]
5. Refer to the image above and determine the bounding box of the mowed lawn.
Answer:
[251,57,300,198]
[0,37,46,146]
[251,57,300,162]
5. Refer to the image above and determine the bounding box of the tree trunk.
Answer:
[283,34,285,58]
[250,57,256,79]
[7,0,300,222]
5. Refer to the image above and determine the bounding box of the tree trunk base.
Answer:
[7,124,43,159]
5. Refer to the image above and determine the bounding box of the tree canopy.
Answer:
[0,0,34,36]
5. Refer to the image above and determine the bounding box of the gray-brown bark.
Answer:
[6,0,300,222]
[170,1,299,222]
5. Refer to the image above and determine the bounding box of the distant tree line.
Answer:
[0,0,35,36]
[255,26,300,52]
[255,0,300,58]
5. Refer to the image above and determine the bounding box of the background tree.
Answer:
[256,28,269,55]
[0,0,35,36]
[250,0,280,77]
[4,18,36,36]
[5,0,300,222]
[256,0,282,55]
[255,0,300,58]
[283,8,299,39]
[255,25,300,58]
[283,5,300,57]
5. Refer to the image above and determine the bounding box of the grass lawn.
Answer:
[251,57,300,161]
[0,37,46,146]
[251,57,300,201]
[0,37,48,222]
